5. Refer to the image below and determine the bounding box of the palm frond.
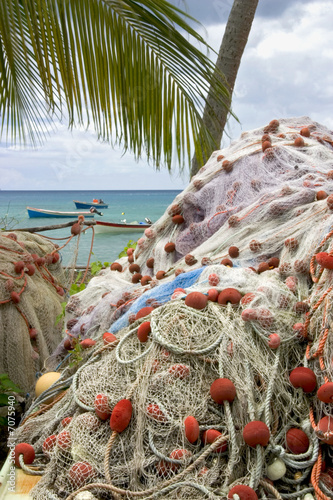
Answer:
[0,0,230,171]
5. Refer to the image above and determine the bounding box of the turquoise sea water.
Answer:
[0,190,181,265]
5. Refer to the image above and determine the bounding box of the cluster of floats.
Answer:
[26,199,152,233]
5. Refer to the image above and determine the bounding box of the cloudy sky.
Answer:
[0,0,332,190]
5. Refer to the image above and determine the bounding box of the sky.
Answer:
[0,0,332,190]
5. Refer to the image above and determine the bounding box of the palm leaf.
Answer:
[0,0,231,171]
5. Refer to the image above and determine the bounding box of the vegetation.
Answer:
[0,0,230,174]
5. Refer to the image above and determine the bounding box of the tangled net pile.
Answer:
[0,231,66,391]
[13,117,333,499]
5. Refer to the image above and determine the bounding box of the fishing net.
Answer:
[12,117,333,499]
[0,231,66,391]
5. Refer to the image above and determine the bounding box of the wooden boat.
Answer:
[95,220,151,234]
[73,200,108,209]
[27,207,96,218]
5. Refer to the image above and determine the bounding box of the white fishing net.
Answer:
[12,117,333,499]
[0,231,66,392]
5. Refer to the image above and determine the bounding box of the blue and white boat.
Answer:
[27,207,96,218]
[73,200,108,209]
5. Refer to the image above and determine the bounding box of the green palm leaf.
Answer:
[0,0,230,171]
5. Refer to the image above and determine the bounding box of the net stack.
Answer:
[13,117,333,500]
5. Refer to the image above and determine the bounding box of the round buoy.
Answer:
[137,321,151,342]
[156,270,166,280]
[14,443,35,468]
[35,372,61,403]
[131,273,142,284]
[207,289,219,302]
[268,333,281,349]
[135,307,153,320]
[172,214,184,224]
[228,246,239,258]
[286,428,309,454]
[110,262,122,272]
[228,215,240,227]
[327,194,333,210]
[110,399,132,433]
[210,378,236,403]
[146,257,154,268]
[94,394,111,420]
[317,382,333,403]
[185,292,208,310]
[267,458,286,481]
[42,435,57,456]
[69,461,95,487]
[228,485,258,500]
[315,252,333,269]
[164,242,175,253]
[184,416,199,443]
[141,275,152,286]
[317,416,333,444]
[218,288,242,306]
[202,429,227,453]
[243,421,270,447]
[268,257,280,268]
[241,308,258,321]
[257,262,270,274]
[300,127,310,137]
[146,403,167,422]
[294,137,305,147]
[289,367,316,392]
[316,190,328,200]
[249,240,261,252]
[129,263,140,274]
[241,293,255,305]
[185,254,197,266]
[208,273,219,286]
[57,430,71,450]
[221,258,233,267]
[103,332,117,345]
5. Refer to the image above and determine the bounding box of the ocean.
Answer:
[0,190,181,266]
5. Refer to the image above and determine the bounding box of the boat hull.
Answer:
[27,207,95,218]
[95,221,150,234]
[74,200,108,209]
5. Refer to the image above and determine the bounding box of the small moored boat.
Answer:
[74,200,108,209]
[95,220,151,234]
[27,207,96,218]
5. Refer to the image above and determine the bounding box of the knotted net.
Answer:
[13,117,333,499]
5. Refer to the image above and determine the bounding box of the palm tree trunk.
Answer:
[191,0,259,177]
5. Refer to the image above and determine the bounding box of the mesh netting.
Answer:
[0,231,66,391]
[12,117,333,499]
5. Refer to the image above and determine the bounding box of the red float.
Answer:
[164,242,175,253]
[202,429,227,453]
[316,190,328,200]
[207,288,219,302]
[137,321,151,342]
[317,382,333,403]
[268,333,280,349]
[184,416,200,443]
[146,403,167,422]
[135,307,154,320]
[94,393,111,420]
[241,308,258,321]
[57,430,72,450]
[210,378,236,403]
[14,443,35,468]
[42,435,57,456]
[103,332,117,345]
[185,292,208,310]
[218,288,242,306]
[229,246,239,258]
[317,416,333,445]
[129,263,140,274]
[208,273,219,286]
[131,273,142,284]
[286,428,309,454]
[168,364,190,379]
[69,461,95,487]
[294,137,305,147]
[141,275,152,286]
[110,262,122,272]
[243,421,270,447]
[146,257,154,268]
[289,367,316,392]
[315,252,333,270]
[327,194,333,210]
[172,214,184,224]
[156,271,166,280]
[110,399,132,433]
[300,127,310,137]
[221,258,233,267]
[228,485,258,500]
